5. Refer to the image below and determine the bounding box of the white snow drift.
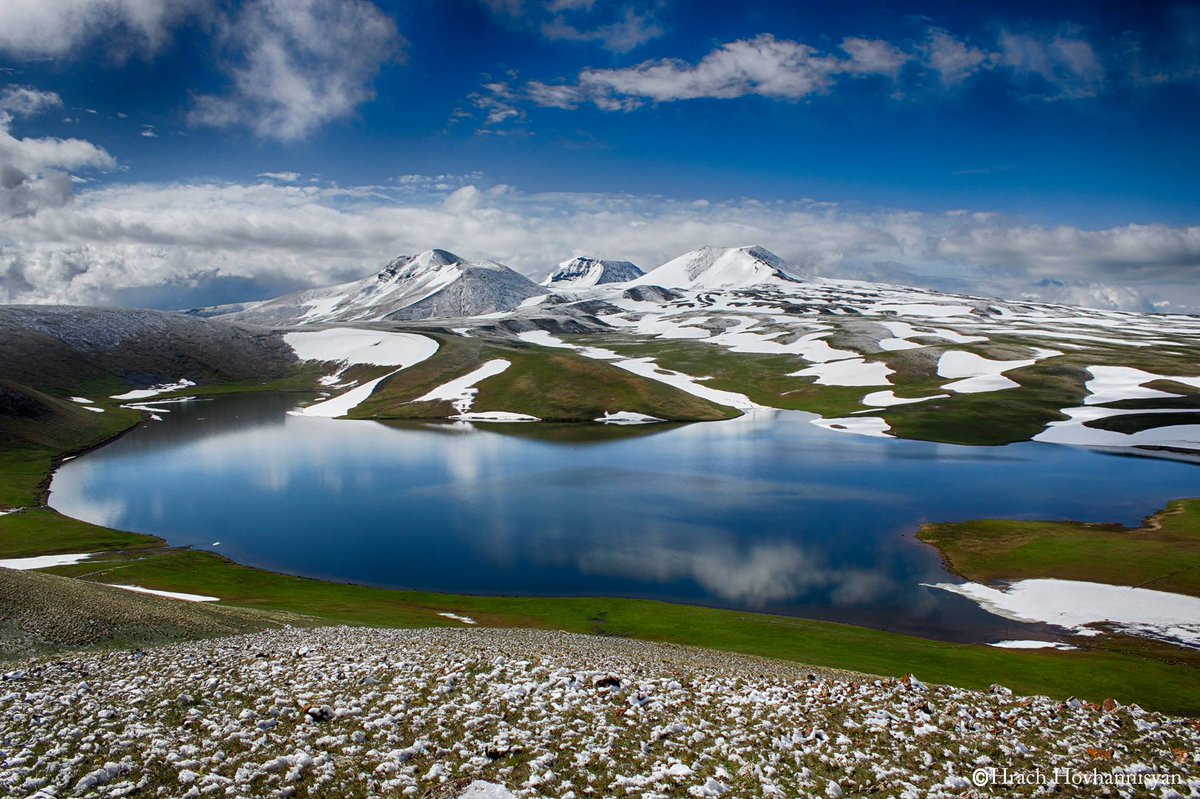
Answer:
[930,579,1200,648]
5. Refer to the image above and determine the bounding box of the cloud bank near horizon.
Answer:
[1,170,1196,314]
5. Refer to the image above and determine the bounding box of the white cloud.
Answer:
[0,0,212,60]
[189,0,403,142]
[922,28,990,85]
[938,223,1200,281]
[0,86,116,219]
[519,33,914,114]
[2,174,1198,313]
[996,28,1105,98]
[840,37,911,78]
[479,0,664,53]
[496,20,1159,123]
[540,6,663,53]
[0,86,64,120]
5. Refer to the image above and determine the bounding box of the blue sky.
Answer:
[1,0,1198,311]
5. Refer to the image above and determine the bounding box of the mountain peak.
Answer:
[632,245,806,290]
[542,256,644,288]
[377,249,465,282]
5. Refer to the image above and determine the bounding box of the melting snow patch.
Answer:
[81,406,105,413]
[596,411,665,424]
[0,553,95,570]
[811,416,892,438]
[286,330,440,418]
[283,328,439,367]
[792,358,894,387]
[291,370,401,418]
[69,396,93,404]
[414,359,511,414]
[106,585,220,603]
[437,612,478,625]
[128,396,197,406]
[122,403,171,414]
[519,329,759,410]
[1034,408,1200,450]
[612,358,759,409]
[988,640,1077,651]
[517,330,575,349]
[1083,365,1200,405]
[929,579,1200,649]
[936,349,1057,394]
[111,379,196,401]
[453,411,540,422]
[861,390,948,408]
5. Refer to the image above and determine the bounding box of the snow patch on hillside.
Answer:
[292,370,402,418]
[106,584,220,603]
[285,330,440,418]
[792,358,894,387]
[861,390,949,408]
[415,359,511,415]
[930,578,1200,649]
[1083,366,1200,405]
[1034,365,1200,451]
[284,329,438,367]
[811,416,892,438]
[517,330,758,410]
[0,553,95,570]
[111,379,196,401]
[937,349,1058,394]
[596,411,665,424]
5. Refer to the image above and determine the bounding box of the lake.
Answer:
[50,392,1200,643]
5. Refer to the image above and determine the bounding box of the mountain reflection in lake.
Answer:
[50,392,1200,643]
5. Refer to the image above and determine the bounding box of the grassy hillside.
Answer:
[587,331,1200,446]
[0,381,143,507]
[351,334,738,422]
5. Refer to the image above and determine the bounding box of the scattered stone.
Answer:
[0,627,1194,799]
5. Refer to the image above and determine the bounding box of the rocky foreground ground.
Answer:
[2,628,1199,799]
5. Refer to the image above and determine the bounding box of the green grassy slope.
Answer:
[5,516,1193,715]
[351,334,738,422]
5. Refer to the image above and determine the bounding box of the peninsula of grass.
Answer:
[917,498,1200,596]
[351,334,736,422]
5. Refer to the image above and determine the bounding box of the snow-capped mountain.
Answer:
[631,245,808,290]
[196,249,546,325]
[541,257,645,288]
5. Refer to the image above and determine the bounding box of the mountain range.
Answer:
[194,245,807,326]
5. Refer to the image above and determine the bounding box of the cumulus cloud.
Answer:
[922,28,990,85]
[523,34,907,112]
[0,86,65,120]
[189,0,403,142]
[996,28,1105,98]
[2,173,1198,312]
[0,86,116,219]
[0,0,212,60]
[483,18,1183,125]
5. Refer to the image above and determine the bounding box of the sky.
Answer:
[0,0,1198,312]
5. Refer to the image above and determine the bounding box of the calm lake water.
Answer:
[50,393,1200,643]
